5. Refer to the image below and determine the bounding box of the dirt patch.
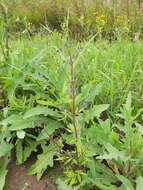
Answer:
[5,154,57,190]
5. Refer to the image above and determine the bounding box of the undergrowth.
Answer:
[1,0,143,39]
[1,30,143,189]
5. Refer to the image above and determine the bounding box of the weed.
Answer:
[0,29,143,190]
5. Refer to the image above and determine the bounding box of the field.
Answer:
[1,1,143,190]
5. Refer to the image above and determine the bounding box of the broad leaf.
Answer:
[23,106,60,119]
[97,143,128,161]
[0,142,13,157]
[37,119,63,141]
[1,115,37,131]
[84,104,109,122]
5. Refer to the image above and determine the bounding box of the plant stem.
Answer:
[69,49,79,162]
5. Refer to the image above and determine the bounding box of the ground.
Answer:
[5,154,58,190]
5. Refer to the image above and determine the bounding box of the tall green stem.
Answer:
[69,50,79,163]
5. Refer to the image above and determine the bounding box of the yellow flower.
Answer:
[96,14,106,28]
[116,16,124,24]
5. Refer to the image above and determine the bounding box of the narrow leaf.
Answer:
[0,157,9,190]
[117,175,134,190]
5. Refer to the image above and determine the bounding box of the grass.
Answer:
[1,0,143,39]
[1,23,143,189]
[2,33,143,117]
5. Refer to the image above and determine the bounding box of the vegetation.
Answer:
[1,1,143,190]
[1,0,143,39]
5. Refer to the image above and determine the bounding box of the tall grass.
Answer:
[1,0,143,39]
[2,33,143,118]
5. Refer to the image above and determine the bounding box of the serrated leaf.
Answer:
[76,83,102,106]
[16,138,39,165]
[0,142,13,157]
[23,106,60,119]
[75,83,93,106]
[84,104,109,122]
[28,143,58,180]
[97,143,128,161]
[37,119,63,141]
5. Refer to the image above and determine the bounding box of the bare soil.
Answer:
[5,154,58,190]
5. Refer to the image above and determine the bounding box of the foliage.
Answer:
[1,29,143,190]
[1,0,143,39]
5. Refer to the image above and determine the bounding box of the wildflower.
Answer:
[96,14,107,31]
[116,15,124,24]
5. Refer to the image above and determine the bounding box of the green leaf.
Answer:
[76,83,102,106]
[16,138,39,165]
[117,175,134,190]
[84,104,109,122]
[2,115,37,131]
[16,139,23,165]
[88,161,117,190]
[37,119,63,141]
[0,157,9,190]
[1,115,20,126]
[0,142,13,157]
[28,143,58,180]
[90,178,116,190]
[136,176,143,190]
[97,143,128,161]
[57,179,73,190]
[125,92,132,111]
[75,83,92,106]
[23,106,60,119]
